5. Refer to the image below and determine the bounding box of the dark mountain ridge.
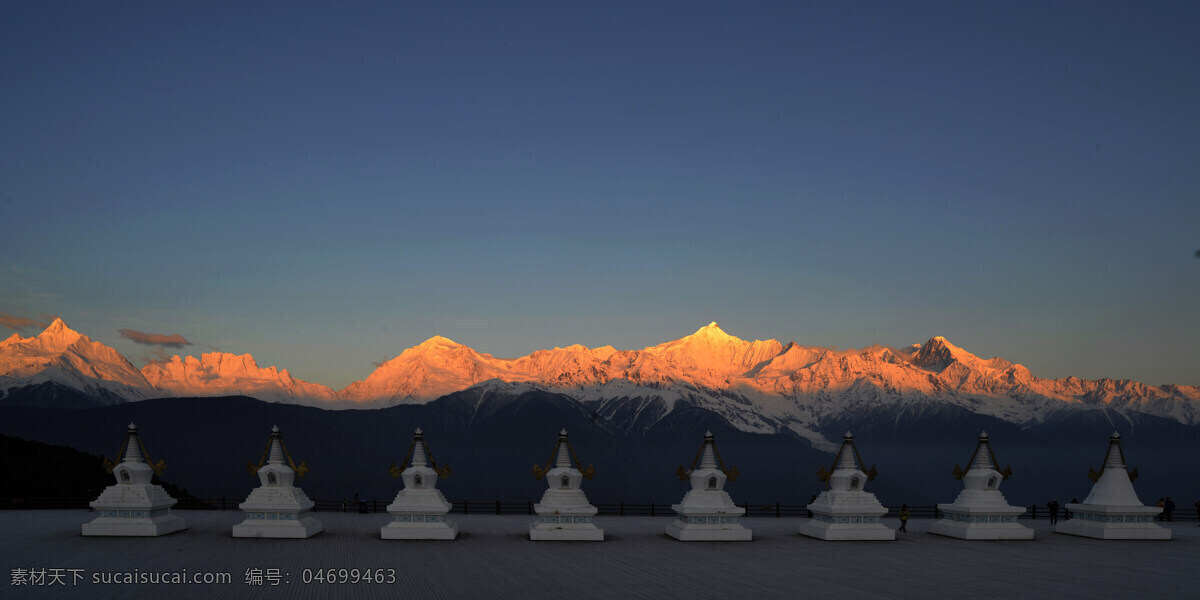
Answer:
[2,389,1196,507]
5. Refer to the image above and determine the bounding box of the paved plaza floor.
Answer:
[2,510,1196,599]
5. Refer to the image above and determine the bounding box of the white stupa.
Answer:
[798,432,894,541]
[232,426,322,538]
[82,423,186,536]
[1056,432,1170,540]
[928,432,1033,540]
[529,429,603,541]
[381,428,457,540]
[666,431,751,541]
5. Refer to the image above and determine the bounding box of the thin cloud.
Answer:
[140,346,173,365]
[119,328,191,348]
[0,312,54,332]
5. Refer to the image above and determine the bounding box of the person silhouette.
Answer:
[898,504,910,533]
[1047,500,1060,525]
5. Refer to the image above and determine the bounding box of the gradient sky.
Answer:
[2,2,1198,389]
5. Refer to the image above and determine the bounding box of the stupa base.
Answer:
[233,516,323,539]
[381,517,458,540]
[1055,504,1170,540]
[82,513,186,537]
[665,519,752,541]
[529,521,604,541]
[1055,519,1171,540]
[798,518,894,541]
[928,519,1034,540]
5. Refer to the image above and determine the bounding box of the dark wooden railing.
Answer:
[3,497,1196,522]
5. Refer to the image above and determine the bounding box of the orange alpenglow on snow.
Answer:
[3,319,1199,443]
[0,318,152,400]
[142,353,338,404]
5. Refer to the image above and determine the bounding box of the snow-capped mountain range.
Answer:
[0,318,153,403]
[3,319,1199,446]
[141,352,338,405]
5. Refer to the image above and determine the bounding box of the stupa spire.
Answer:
[1084,432,1140,493]
[698,431,717,469]
[533,428,594,481]
[817,432,878,489]
[267,426,284,465]
[554,429,571,468]
[389,427,449,480]
[1101,431,1126,470]
[246,425,306,478]
[106,422,165,476]
[835,432,859,470]
[411,428,429,467]
[675,431,738,482]
[970,431,994,470]
[953,430,1012,481]
[1087,431,1136,484]
[123,423,144,463]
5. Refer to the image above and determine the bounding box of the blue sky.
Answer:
[2,1,1198,388]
